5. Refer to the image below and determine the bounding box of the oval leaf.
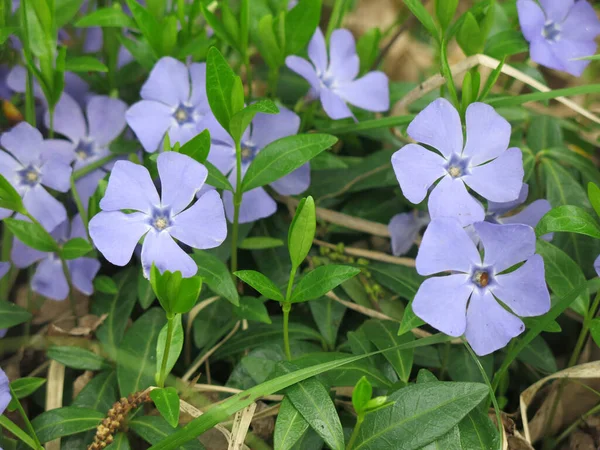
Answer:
[0,300,32,329]
[192,250,239,306]
[4,218,58,252]
[61,237,94,259]
[32,407,104,443]
[274,397,309,450]
[536,205,600,239]
[290,265,360,303]
[234,270,284,301]
[150,387,181,429]
[47,346,109,371]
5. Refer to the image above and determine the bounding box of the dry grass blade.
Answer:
[314,239,415,267]
[228,403,257,450]
[45,360,65,450]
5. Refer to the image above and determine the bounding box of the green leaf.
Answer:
[150,387,181,428]
[156,315,184,382]
[527,117,563,153]
[290,265,361,303]
[106,433,131,450]
[192,250,240,306]
[0,174,25,214]
[130,415,204,449]
[229,100,279,144]
[488,84,600,108]
[73,371,119,414]
[239,237,284,250]
[281,364,345,450]
[419,409,499,450]
[206,47,238,133]
[234,270,284,301]
[10,377,46,400]
[517,336,557,374]
[150,265,203,314]
[351,381,489,449]
[257,14,282,69]
[588,182,600,219]
[232,297,272,324]
[75,7,138,28]
[484,30,528,59]
[242,134,338,192]
[47,346,109,371]
[590,317,600,348]
[398,301,425,336]
[32,407,104,443]
[117,308,166,396]
[64,56,108,72]
[288,196,316,269]
[0,301,32,329]
[179,129,211,164]
[274,397,309,450]
[536,205,600,239]
[356,27,382,74]
[403,0,439,41]
[352,376,373,414]
[126,0,162,56]
[201,4,237,51]
[363,320,414,383]
[204,160,234,191]
[435,0,458,31]
[285,0,322,55]
[55,0,86,28]
[93,275,118,295]
[60,237,94,259]
[456,12,482,56]
[4,218,58,252]
[138,269,156,308]
[446,347,493,383]
[309,297,346,350]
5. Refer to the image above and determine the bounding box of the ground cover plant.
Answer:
[1,0,600,449]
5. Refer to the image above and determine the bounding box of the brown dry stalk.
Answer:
[314,238,415,267]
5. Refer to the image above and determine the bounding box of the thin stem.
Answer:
[346,414,364,450]
[70,176,89,234]
[0,415,38,450]
[325,0,348,42]
[245,57,253,102]
[9,386,43,449]
[285,266,296,302]
[230,140,243,274]
[72,155,114,180]
[60,259,77,320]
[48,105,55,138]
[555,401,600,445]
[0,226,13,298]
[158,314,175,388]
[282,302,292,361]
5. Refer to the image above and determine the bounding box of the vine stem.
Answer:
[72,154,114,180]
[346,414,364,450]
[60,259,77,320]
[9,385,43,449]
[282,266,297,361]
[158,314,175,388]
[70,176,88,234]
[230,139,243,274]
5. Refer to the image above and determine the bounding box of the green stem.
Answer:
[73,154,115,180]
[158,314,175,388]
[70,176,89,234]
[282,302,292,361]
[0,416,38,450]
[60,258,77,320]
[325,0,348,42]
[0,226,13,298]
[267,67,279,98]
[48,105,55,138]
[245,57,253,102]
[285,266,296,302]
[230,140,243,274]
[439,38,459,108]
[346,414,364,450]
[9,386,43,449]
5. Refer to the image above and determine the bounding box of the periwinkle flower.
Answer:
[595,254,600,277]
[388,210,430,256]
[0,368,9,415]
[45,93,127,211]
[11,215,100,301]
[89,152,227,277]
[285,28,389,120]
[517,0,600,77]
[413,218,550,356]
[126,57,215,153]
[208,107,309,223]
[0,122,72,231]
[392,99,524,226]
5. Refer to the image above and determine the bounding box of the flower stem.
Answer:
[48,105,55,138]
[326,0,350,42]
[9,385,43,449]
[282,302,292,361]
[230,140,243,274]
[245,56,253,102]
[70,176,89,235]
[345,414,364,450]
[60,258,78,320]
[158,314,175,388]
[72,154,114,180]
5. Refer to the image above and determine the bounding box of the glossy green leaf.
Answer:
[588,182,600,219]
[10,377,46,400]
[106,432,131,450]
[484,30,528,59]
[288,196,316,269]
[206,47,238,133]
[446,347,493,383]
[73,371,119,414]
[178,129,211,164]
[590,317,600,348]
[356,27,382,74]
[138,270,156,309]
[75,7,137,28]
[192,250,239,306]
[201,4,237,51]
[93,275,118,294]
[527,117,563,153]
[419,409,499,450]
[239,237,284,250]
[64,56,108,72]
[290,265,361,303]
[47,346,109,371]
[309,297,346,350]
[257,14,282,68]
[403,0,439,40]
[205,160,233,191]
[435,0,458,31]
[285,0,322,55]
[517,336,557,374]
[0,301,32,329]
[55,0,86,28]
[232,297,272,324]
[126,0,162,55]
[456,12,482,56]
[229,100,279,144]
[274,397,309,450]
[4,218,58,252]
[150,265,203,314]
[398,301,425,336]
[0,174,25,214]
[352,376,373,414]
[32,407,104,443]
[60,237,94,259]
[536,205,600,239]
[150,387,181,428]
[363,320,414,383]
[156,315,184,382]
[130,415,204,449]
[234,270,284,301]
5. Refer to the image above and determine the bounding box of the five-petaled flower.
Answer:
[45,93,127,211]
[208,106,310,223]
[392,99,524,226]
[285,28,389,120]
[126,56,217,153]
[517,0,600,77]
[413,218,550,356]
[388,211,430,256]
[11,215,101,301]
[0,122,72,231]
[89,152,227,277]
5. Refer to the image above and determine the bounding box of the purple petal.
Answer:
[100,160,159,213]
[561,1,600,41]
[474,221,536,273]
[320,88,353,120]
[69,214,87,240]
[462,103,511,166]
[0,208,11,220]
[50,218,70,242]
[488,184,529,215]
[47,93,87,143]
[539,0,573,22]
[68,257,101,296]
[465,290,525,356]
[0,150,21,180]
[285,56,320,92]
[392,144,447,204]
[388,213,422,256]
[1,122,43,166]
[328,29,359,82]
[141,230,197,277]
[126,100,174,153]
[530,38,564,73]
[206,141,236,175]
[40,159,72,192]
[87,96,127,147]
[428,176,485,226]
[335,71,389,113]
[270,163,310,195]
[308,27,328,73]
[83,26,103,52]
[549,39,597,77]
[189,62,209,108]
[0,369,9,414]
[32,257,69,301]
[167,123,199,147]
[141,56,190,106]
[413,274,473,337]
[416,217,481,275]
[170,190,227,249]
[493,254,550,317]
[517,0,546,42]
[595,254,600,277]
[23,186,67,232]
[223,187,277,224]
[64,72,90,107]
[250,107,300,150]
[89,211,150,266]
[407,98,463,159]
[158,152,207,215]
[6,66,44,100]
[500,199,551,232]
[0,262,9,279]
[464,148,524,203]
[11,237,47,268]
[75,170,106,212]
[40,139,76,165]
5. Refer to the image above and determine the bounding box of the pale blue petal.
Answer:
[157,152,207,215]
[428,176,484,226]
[392,144,447,204]
[141,230,197,278]
[474,221,536,273]
[100,160,160,213]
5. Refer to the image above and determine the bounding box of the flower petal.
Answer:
[69,214,87,240]
[68,257,101,296]
[158,152,208,215]
[465,289,525,356]
[392,144,447,204]
[561,0,600,41]
[0,150,21,181]
[141,230,197,277]
[40,139,75,165]
[407,98,463,159]
[328,29,359,82]
[40,159,72,192]
[47,93,87,143]
[32,257,69,301]
[549,39,597,77]
[388,213,422,256]
[223,187,277,224]
[517,0,546,42]
[335,71,389,113]
[270,163,310,196]
[320,88,353,120]
[0,369,9,413]
[285,56,321,92]
[464,147,524,203]
[170,190,227,249]
[462,103,511,165]
[412,274,473,337]
[206,141,236,176]
[428,176,485,226]
[0,262,9,280]
[488,184,529,216]
[167,123,199,148]
[189,62,208,108]
[75,170,107,213]
[416,217,481,275]
[126,100,174,153]
[493,254,550,317]
[308,27,328,73]
[89,211,150,266]
[141,56,190,106]
[250,106,300,150]
[64,72,90,107]
[595,254,600,277]
[6,66,44,100]
[539,0,573,22]
[87,96,128,147]
[11,237,47,268]
[473,221,536,273]
[1,122,43,165]
[100,160,159,213]
[23,186,67,232]
[500,199,551,232]
[529,38,564,72]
